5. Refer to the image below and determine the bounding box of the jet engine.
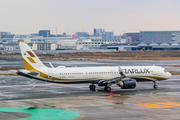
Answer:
[117,79,136,89]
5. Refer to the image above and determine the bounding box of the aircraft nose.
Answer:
[167,72,171,79]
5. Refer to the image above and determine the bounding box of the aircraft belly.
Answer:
[128,75,167,82]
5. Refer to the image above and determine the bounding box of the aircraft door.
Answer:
[158,67,162,76]
[48,69,53,80]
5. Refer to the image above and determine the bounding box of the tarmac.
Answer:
[0,60,180,120]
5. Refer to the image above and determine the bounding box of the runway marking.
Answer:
[135,89,180,108]
[150,89,166,100]
[135,103,170,108]
[135,102,180,108]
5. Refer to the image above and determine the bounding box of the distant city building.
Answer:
[99,28,105,34]
[50,34,62,37]
[75,32,89,38]
[0,32,14,39]
[0,33,2,39]
[103,32,114,39]
[2,34,14,39]
[3,42,20,50]
[26,36,77,50]
[140,31,180,44]
[31,33,39,37]
[124,33,140,43]
[114,35,121,39]
[38,30,50,37]
[18,35,30,38]
[93,29,99,37]
[76,38,121,50]
[56,39,77,50]
[28,43,56,50]
[62,32,66,37]
[50,33,66,37]
[93,28,105,37]
[2,38,21,43]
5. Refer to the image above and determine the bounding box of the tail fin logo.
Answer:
[27,51,36,57]
[27,57,36,63]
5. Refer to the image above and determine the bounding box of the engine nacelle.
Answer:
[117,79,136,89]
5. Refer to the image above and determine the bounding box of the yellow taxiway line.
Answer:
[135,89,180,108]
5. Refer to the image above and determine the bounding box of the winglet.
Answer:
[49,62,54,68]
[118,66,126,79]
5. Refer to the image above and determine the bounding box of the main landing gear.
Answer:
[153,81,158,89]
[104,86,111,92]
[89,84,96,91]
[89,84,111,92]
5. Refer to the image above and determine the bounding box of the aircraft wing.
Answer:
[98,66,126,86]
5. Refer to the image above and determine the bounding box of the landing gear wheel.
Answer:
[104,86,111,92]
[89,84,96,91]
[153,81,158,89]
[154,85,158,89]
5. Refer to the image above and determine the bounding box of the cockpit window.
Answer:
[164,69,167,73]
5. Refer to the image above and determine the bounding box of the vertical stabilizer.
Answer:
[19,42,47,71]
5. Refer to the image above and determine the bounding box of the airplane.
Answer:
[17,42,172,92]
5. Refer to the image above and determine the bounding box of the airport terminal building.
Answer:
[106,43,180,51]
[140,31,180,44]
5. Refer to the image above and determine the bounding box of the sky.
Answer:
[0,0,180,35]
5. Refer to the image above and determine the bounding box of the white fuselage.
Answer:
[20,66,171,83]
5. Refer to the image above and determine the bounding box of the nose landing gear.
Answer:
[153,81,158,89]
